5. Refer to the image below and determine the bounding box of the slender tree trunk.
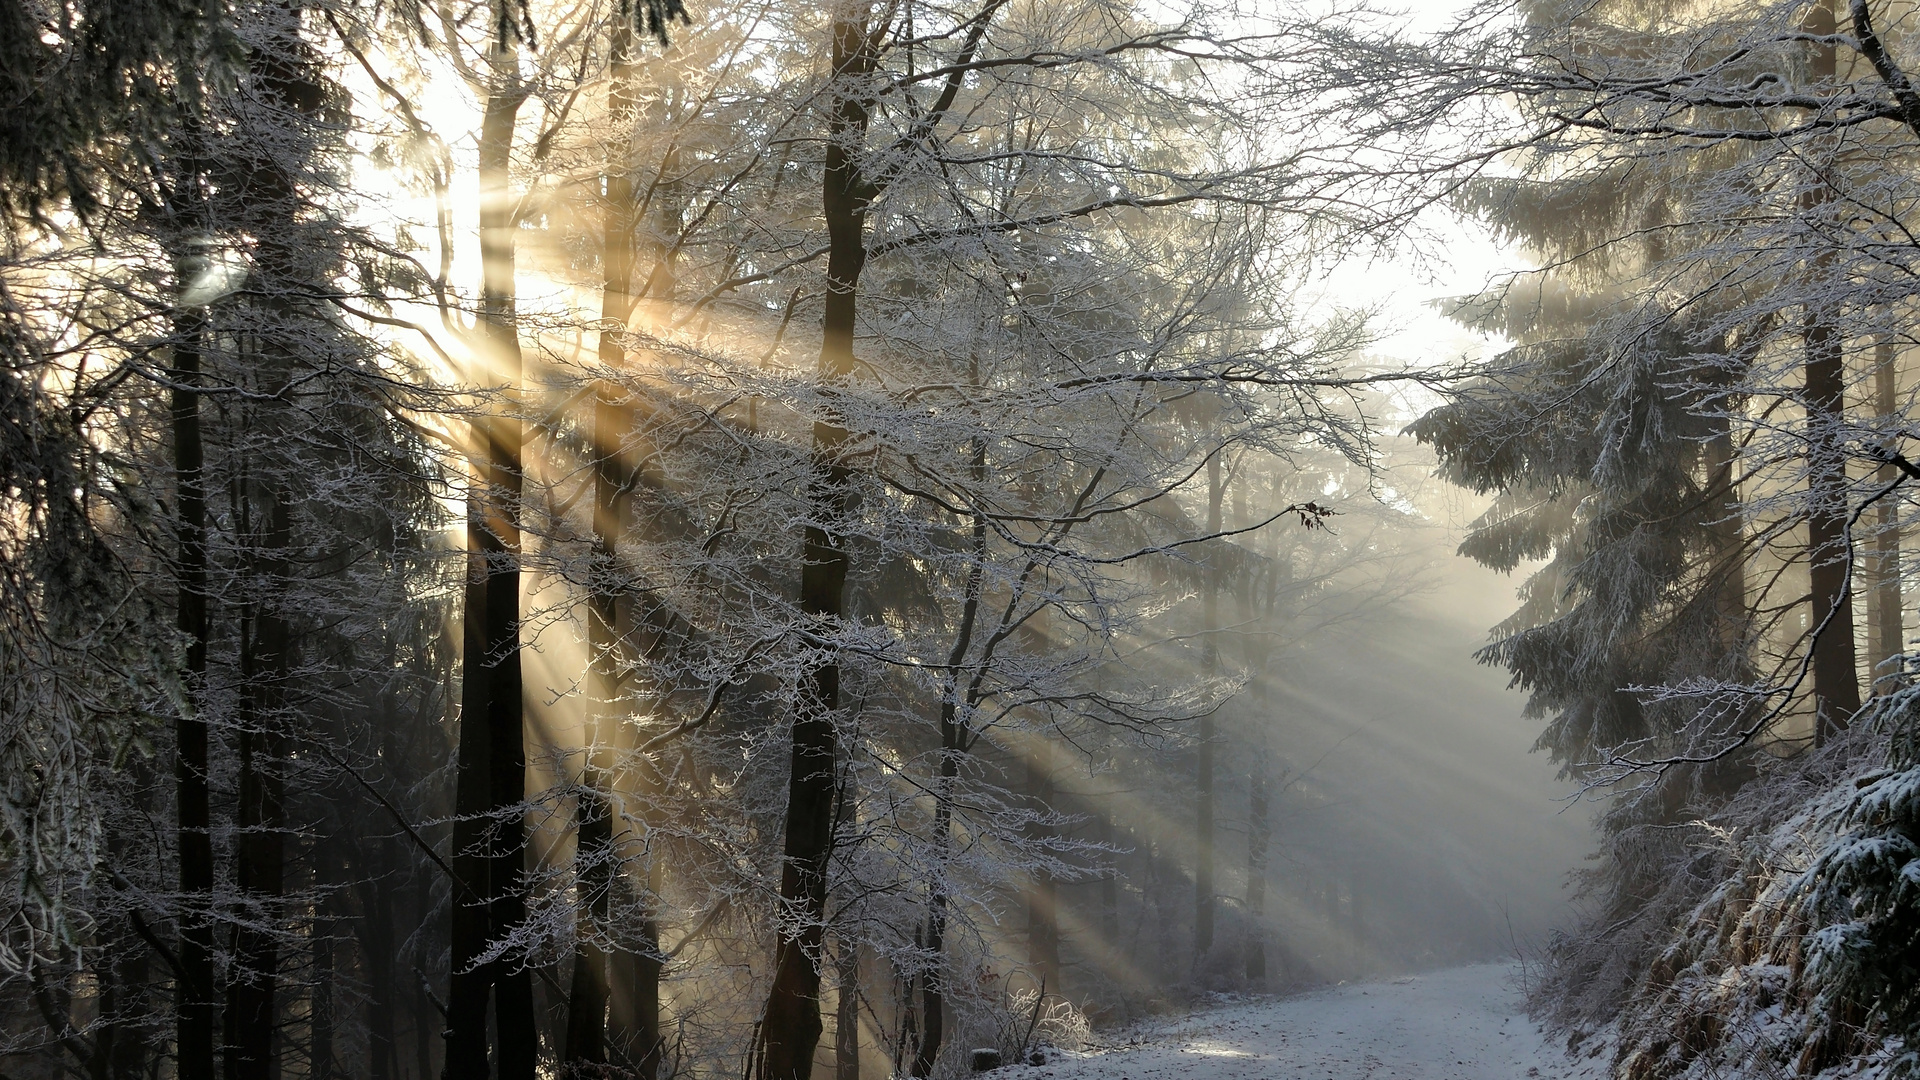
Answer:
[570,15,637,1069]
[446,504,495,1080]
[834,943,860,1080]
[1245,766,1269,982]
[313,924,336,1080]
[1872,338,1903,690]
[1026,744,1060,994]
[1807,317,1860,741]
[610,613,669,1078]
[1708,427,1748,652]
[1194,456,1224,965]
[912,430,986,1078]
[1803,0,1861,744]
[565,780,613,1067]
[227,487,290,1080]
[109,918,151,1080]
[448,27,534,1080]
[364,880,396,1080]
[758,12,877,1080]
[172,299,216,1080]
[1098,814,1119,952]
[913,766,956,1077]
[226,12,320,1075]
[608,876,662,1078]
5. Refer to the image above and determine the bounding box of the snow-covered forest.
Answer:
[6,0,1920,1076]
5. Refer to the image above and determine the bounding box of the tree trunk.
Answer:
[225,13,321,1075]
[1807,314,1860,741]
[313,924,336,1080]
[1026,744,1060,994]
[1194,456,1224,966]
[1707,427,1747,653]
[1803,0,1861,744]
[834,943,860,1080]
[570,14,637,1070]
[363,872,396,1080]
[1098,814,1119,953]
[171,298,216,1080]
[1245,768,1269,982]
[913,430,986,1079]
[565,779,613,1067]
[1872,338,1903,690]
[758,12,878,1080]
[226,486,290,1080]
[448,27,534,1080]
[107,917,152,1080]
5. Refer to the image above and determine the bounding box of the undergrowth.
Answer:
[1535,692,1920,1079]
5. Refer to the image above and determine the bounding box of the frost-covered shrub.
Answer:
[1543,717,1920,1080]
[1794,692,1920,1075]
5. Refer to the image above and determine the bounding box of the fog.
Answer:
[23,0,1903,1074]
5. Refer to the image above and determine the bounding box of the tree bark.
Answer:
[223,12,321,1075]
[1803,0,1861,744]
[758,11,878,1080]
[362,887,395,1080]
[1244,767,1269,982]
[834,942,860,1080]
[1707,427,1748,653]
[1026,744,1060,994]
[1872,338,1903,690]
[1807,315,1861,741]
[1098,813,1119,954]
[1194,455,1223,965]
[447,25,534,1080]
[570,14,638,1071]
[912,429,987,1078]
[564,779,613,1067]
[171,298,216,1080]
[225,488,290,1080]
[313,923,335,1080]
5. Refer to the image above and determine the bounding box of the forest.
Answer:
[6,0,1920,1077]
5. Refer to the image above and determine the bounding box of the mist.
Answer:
[6,0,1918,1078]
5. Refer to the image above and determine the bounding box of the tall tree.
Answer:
[757,8,887,1077]
[446,8,536,1077]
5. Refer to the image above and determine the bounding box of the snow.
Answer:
[1035,965,1604,1080]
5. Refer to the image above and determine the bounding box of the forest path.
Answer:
[1044,964,1603,1080]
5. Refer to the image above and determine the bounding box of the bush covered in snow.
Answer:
[1539,697,1920,1079]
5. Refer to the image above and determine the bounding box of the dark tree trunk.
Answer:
[573,19,665,1074]
[834,944,860,1080]
[227,489,290,1080]
[1707,427,1748,651]
[564,781,612,1067]
[609,891,662,1078]
[226,13,321,1076]
[1806,315,1860,741]
[913,432,986,1079]
[172,300,216,1080]
[447,29,534,1080]
[1802,0,1860,744]
[107,920,152,1080]
[757,14,877,1080]
[313,925,336,1080]
[363,882,395,1080]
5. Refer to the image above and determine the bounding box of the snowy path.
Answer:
[1044,964,1599,1080]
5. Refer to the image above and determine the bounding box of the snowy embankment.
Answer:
[1039,964,1606,1080]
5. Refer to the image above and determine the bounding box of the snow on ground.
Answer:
[1038,964,1606,1080]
